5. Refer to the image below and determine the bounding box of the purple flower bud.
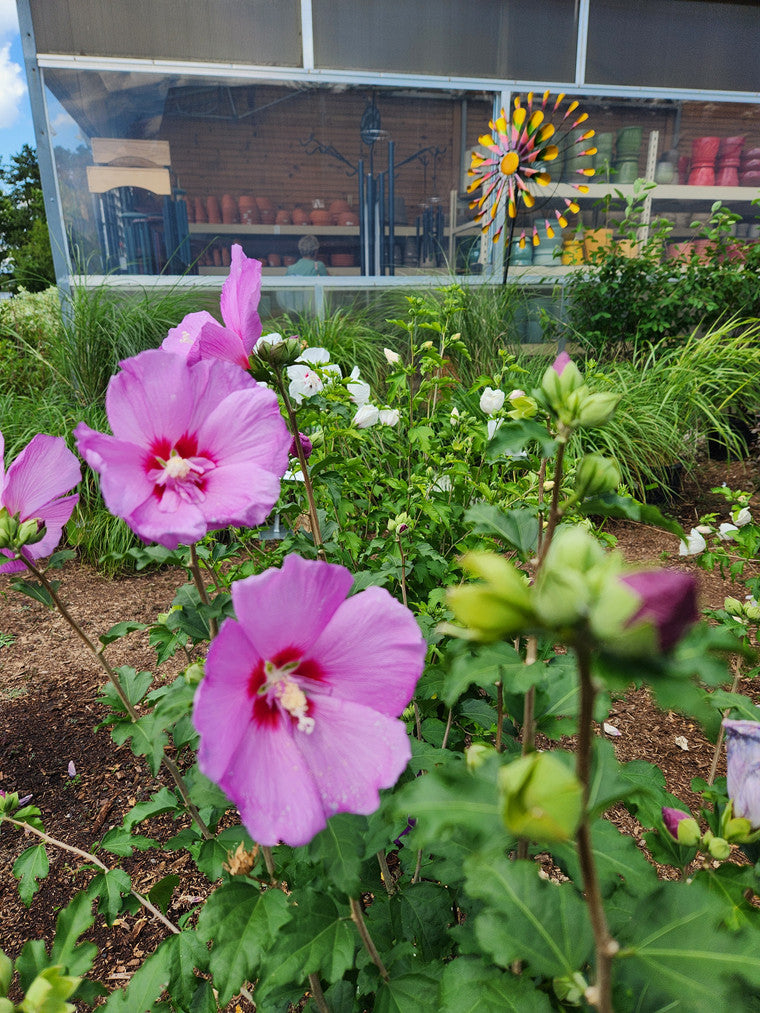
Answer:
[662,806,699,846]
[723,719,760,828]
[553,351,572,375]
[620,570,698,651]
[288,433,313,460]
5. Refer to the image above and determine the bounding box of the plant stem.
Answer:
[349,896,389,982]
[4,816,179,935]
[19,557,212,841]
[376,850,396,896]
[190,544,218,639]
[495,682,504,753]
[441,708,453,750]
[536,437,567,569]
[308,973,331,1013]
[262,845,276,881]
[575,642,617,1013]
[274,371,326,560]
[396,532,408,608]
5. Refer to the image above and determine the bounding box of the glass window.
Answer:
[31,0,301,67]
[44,68,494,279]
[312,0,577,81]
[586,0,760,92]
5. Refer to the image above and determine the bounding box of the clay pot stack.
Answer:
[715,136,744,187]
[688,136,721,186]
[740,146,760,187]
[238,195,259,224]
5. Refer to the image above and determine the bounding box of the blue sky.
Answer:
[0,0,36,168]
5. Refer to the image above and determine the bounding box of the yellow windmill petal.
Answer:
[554,93,566,110]
[495,115,508,135]
[557,214,568,228]
[583,147,598,157]
[543,144,559,162]
[537,123,555,143]
[566,100,579,116]
[508,198,517,218]
[518,234,526,248]
[580,167,596,177]
[542,90,550,105]
[579,128,595,142]
[532,229,540,247]
[523,192,535,208]
[513,106,527,129]
[546,223,555,238]
[479,133,496,148]
[529,110,545,132]
[535,173,551,186]
[566,201,580,214]
[513,96,522,109]
[575,184,590,194]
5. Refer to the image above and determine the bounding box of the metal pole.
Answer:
[358,159,366,275]
[388,140,396,276]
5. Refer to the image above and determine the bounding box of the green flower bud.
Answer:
[569,390,620,428]
[553,972,588,1006]
[723,596,744,616]
[506,393,538,421]
[445,552,534,642]
[533,527,609,628]
[18,517,46,546]
[22,965,80,1012]
[745,603,760,621]
[466,742,496,770]
[540,352,584,414]
[573,454,621,500]
[498,751,583,844]
[0,509,14,550]
[703,831,731,860]
[662,807,701,847]
[184,662,205,687]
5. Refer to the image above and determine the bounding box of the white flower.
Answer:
[353,403,380,429]
[254,331,284,352]
[383,347,400,365]
[487,418,503,441]
[450,406,460,426]
[734,507,753,527]
[283,467,306,483]
[480,387,505,416]
[347,366,371,406]
[287,364,324,404]
[508,388,526,401]
[678,528,707,556]
[695,524,712,534]
[379,408,400,427]
[718,522,739,541]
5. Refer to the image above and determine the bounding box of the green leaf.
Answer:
[442,641,524,706]
[552,819,658,898]
[400,883,454,961]
[258,892,356,997]
[163,932,210,1010]
[97,667,153,711]
[98,828,158,857]
[13,845,49,906]
[439,956,553,1012]
[196,882,291,1004]
[578,493,684,536]
[99,622,148,647]
[21,965,80,1012]
[486,420,557,460]
[110,712,168,775]
[148,875,180,916]
[188,979,216,1013]
[102,944,171,1011]
[89,868,132,924]
[465,856,594,978]
[464,504,539,557]
[0,949,11,997]
[616,879,760,1012]
[9,578,58,608]
[14,941,47,993]
[308,813,366,896]
[374,970,442,1013]
[706,689,760,721]
[123,788,178,830]
[50,894,97,978]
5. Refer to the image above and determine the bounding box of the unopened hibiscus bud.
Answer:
[745,602,760,621]
[450,406,461,426]
[480,386,505,416]
[17,517,46,546]
[383,347,401,365]
[721,804,753,844]
[506,390,538,420]
[539,352,584,413]
[566,389,621,428]
[573,454,621,500]
[289,433,313,460]
[446,552,534,641]
[724,597,745,616]
[662,807,701,847]
[466,742,496,770]
[253,335,303,370]
[0,509,16,550]
[388,512,411,535]
[723,719,760,829]
[533,527,607,627]
[498,752,583,844]
[184,662,205,687]
[702,831,731,861]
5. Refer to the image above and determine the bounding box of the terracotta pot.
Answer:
[275,209,292,225]
[256,196,273,211]
[667,241,693,261]
[212,247,222,266]
[693,239,712,262]
[194,196,207,223]
[716,166,739,187]
[221,194,238,224]
[206,195,221,223]
[583,228,613,261]
[741,170,760,186]
[221,246,231,267]
[259,208,275,225]
[283,255,296,266]
[292,206,309,225]
[238,196,259,225]
[184,196,195,223]
[267,253,282,267]
[688,166,715,186]
[719,135,744,163]
[310,209,332,226]
[330,253,355,267]
[330,199,351,214]
[691,136,720,166]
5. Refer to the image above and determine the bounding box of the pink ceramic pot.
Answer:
[688,166,715,186]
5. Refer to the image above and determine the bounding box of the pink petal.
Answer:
[219,245,263,352]
[3,434,81,519]
[23,493,79,560]
[74,427,154,517]
[298,695,412,815]
[196,322,251,369]
[231,554,353,660]
[309,586,425,715]
[201,462,282,529]
[161,311,217,357]
[194,618,262,781]
[195,386,290,472]
[127,495,207,549]
[107,350,195,447]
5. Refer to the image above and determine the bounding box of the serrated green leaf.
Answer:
[374,969,442,1013]
[442,641,524,707]
[552,819,657,898]
[99,622,148,647]
[13,845,49,906]
[112,666,153,707]
[14,941,47,993]
[486,420,557,460]
[98,828,158,857]
[9,578,57,608]
[616,879,760,1012]
[196,882,291,1004]
[400,883,454,961]
[257,892,355,998]
[89,869,132,924]
[102,944,171,1011]
[148,875,179,916]
[464,504,539,557]
[189,979,216,1013]
[195,836,232,882]
[465,856,594,977]
[312,979,359,1013]
[110,712,168,775]
[439,956,553,1012]
[162,932,210,1010]
[123,788,178,830]
[308,814,366,896]
[578,493,684,536]
[50,894,97,978]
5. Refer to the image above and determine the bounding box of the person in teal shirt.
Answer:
[287,235,328,276]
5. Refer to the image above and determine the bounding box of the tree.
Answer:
[0,144,55,292]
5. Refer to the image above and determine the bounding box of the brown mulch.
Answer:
[0,457,759,1004]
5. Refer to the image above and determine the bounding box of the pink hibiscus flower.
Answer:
[0,431,81,573]
[193,554,426,847]
[74,348,290,549]
[161,245,262,368]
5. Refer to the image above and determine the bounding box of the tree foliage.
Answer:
[0,144,55,292]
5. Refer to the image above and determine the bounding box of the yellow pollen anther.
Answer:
[163,456,193,480]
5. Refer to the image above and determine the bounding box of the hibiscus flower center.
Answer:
[262,660,315,733]
[248,649,323,732]
[146,437,215,510]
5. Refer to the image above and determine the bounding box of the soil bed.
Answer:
[1,457,759,1005]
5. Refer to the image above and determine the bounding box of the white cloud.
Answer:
[0,42,26,128]
[0,0,19,38]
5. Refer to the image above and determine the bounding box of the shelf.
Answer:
[189,222,419,237]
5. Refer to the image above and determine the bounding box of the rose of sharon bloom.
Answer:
[353,403,380,429]
[0,431,81,573]
[479,387,505,416]
[162,245,262,368]
[619,570,698,652]
[379,408,400,427]
[678,527,707,556]
[193,554,426,846]
[347,366,371,406]
[74,349,290,549]
[723,719,760,828]
[734,507,753,527]
[287,347,341,404]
